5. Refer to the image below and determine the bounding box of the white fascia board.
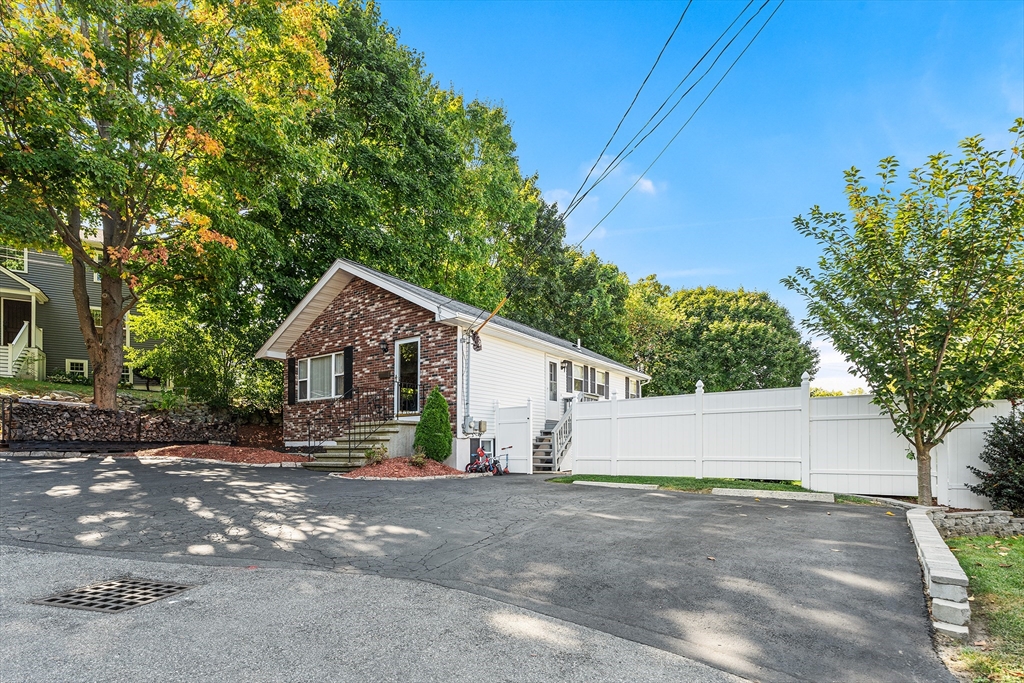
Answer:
[0,266,48,303]
[256,261,350,360]
[447,314,649,379]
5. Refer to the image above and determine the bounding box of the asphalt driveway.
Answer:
[0,456,953,683]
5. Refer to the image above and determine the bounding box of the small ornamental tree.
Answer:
[968,406,1024,516]
[414,387,453,463]
[784,122,1024,505]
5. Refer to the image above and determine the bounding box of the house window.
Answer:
[469,438,494,463]
[548,362,558,401]
[91,307,103,331]
[0,245,27,273]
[626,377,639,399]
[121,365,132,384]
[297,358,308,400]
[67,359,88,378]
[573,364,584,392]
[596,371,607,398]
[296,351,346,401]
[93,250,102,283]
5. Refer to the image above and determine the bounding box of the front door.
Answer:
[546,358,563,421]
[2,299,31,346]
[396,338,420,414]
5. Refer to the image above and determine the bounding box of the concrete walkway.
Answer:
[0,457,954,682]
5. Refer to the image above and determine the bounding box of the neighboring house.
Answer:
[0,244,144,383]
[257,258,650,470]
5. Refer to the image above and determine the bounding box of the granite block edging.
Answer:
[573,481,660,490]
[710,488,835,503]
[906,508,971,640]
[929,509,1024,539]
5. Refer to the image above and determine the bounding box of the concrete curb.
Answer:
[906,508,971,640]
[572,481,660,490]
[710,488,835,503]
[330,472,492,481]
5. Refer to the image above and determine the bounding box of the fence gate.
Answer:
[494,401,533,474]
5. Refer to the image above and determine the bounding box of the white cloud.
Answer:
[635,177,656,195]
[810,338,869,393]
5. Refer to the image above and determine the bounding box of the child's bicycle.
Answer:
[499,445,512,474]
[466,446,503,475]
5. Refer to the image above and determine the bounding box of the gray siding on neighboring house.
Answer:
[10,250,150,377]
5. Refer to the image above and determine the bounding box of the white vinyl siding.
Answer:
[297,352,345,401]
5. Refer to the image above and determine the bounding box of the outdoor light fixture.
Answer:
[379,340,389,354]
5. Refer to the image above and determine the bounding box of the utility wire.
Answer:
[451,5,696,329]
[572,0,786,250]
[564,2,693,213]
[564,0,763,219]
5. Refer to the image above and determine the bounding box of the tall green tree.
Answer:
[253,1,539,320]
[783,122,1024,505]
[627,284,818,395]
[502,199,632,362]
[0,0,331,408]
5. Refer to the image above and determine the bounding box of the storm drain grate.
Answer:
[32,579,192,613]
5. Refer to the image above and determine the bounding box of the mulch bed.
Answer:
[133,445,308,464]
[341,457,464,479]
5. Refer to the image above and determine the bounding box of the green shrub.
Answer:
[414,387,452,463]
[364,444,387,465]
[968,406,1024,515]
[46,371,91,386]
[409,446,426,468]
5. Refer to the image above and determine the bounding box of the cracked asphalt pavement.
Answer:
[0,456,954,682]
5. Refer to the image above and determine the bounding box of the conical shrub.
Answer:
[414,387,453,463]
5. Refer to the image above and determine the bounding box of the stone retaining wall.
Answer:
[929,510,1024,538]
[9,399,236,444]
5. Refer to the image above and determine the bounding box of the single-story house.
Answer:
[256,258,650,471]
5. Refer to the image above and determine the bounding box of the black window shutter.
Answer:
[565,363,572,392]
[589,366,595,394]
[625,376,630,398]
[287,358,296,405]
[343,346,354,398]
[604,374,609,398]
[582,365,588,393]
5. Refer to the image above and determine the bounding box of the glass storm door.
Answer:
[397,339,420,414]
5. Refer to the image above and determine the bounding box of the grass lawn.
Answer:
[946,535,1024,682]
[546,474,807,493]
[0,377,159,402]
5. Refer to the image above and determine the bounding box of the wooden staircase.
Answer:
[532,420,559,472]
[302,421,400,472]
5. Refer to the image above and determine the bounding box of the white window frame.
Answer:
[121,364,132,384]
[548,361,558,401]
[395,336,421,415]
[626,377,639,399]
[0,246,28,273]
[572,364,584,393]
[596,370,607,397]
[66,359,89,378]
[296,352,346,402]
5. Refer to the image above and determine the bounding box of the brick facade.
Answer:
[282,277,458,443]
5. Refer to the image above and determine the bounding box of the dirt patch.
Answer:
[237,423,284,450]
[342,457,464,479]
[134,445,308,464]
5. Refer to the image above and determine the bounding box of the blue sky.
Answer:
[379,0,1024,390]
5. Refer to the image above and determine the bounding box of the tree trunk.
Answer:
[914,434,934,506]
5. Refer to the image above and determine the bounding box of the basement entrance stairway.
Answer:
[532,420,560,472]
[302,421,399,472]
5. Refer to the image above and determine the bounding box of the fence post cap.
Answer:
[696,380,704,390]
[801,371,810,381]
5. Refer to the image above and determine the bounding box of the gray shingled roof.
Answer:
[339,258,642,375]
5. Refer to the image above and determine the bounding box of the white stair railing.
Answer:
[9,322,29,376]
[550,399,574,472]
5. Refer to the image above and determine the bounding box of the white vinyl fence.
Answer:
[572,376,1012,508]
[494,400,533,474]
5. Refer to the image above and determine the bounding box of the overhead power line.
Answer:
[564,1,693,214]
[572,0,786,250]
[563,0,763,220]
